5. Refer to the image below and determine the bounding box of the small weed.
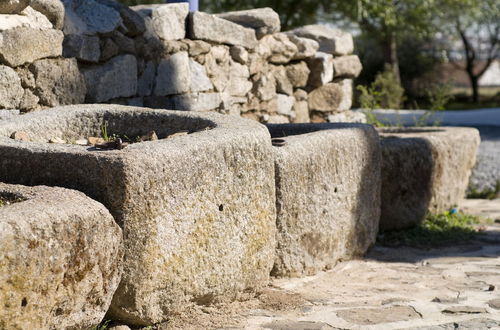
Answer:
[467,181,500,200]
[89,320,111,330]
[101,121,110,142]
[0,199,4,207]
[378,210,485,248]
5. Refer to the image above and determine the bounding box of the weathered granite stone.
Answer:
[100,38,120,62]
[293,100,309,123]
[183,39,211,56]
[0,104,276,326]
[168,92,221,111]
[253,71,276,101]
[30,0,65,29]
[272,65,293,96]
[111,30,136,54]
[116,4,146,37]
[307,52,334,89]
[0,27,63,67]
[62,0,122,35]
[154,51,190,96]
[0,183,123,330]
[204,45,231,92]
[378,127,480,230]
[267,123,381,276]
[189,11,257,49]
[229,45,248,64]
[137,61,156,97]
[189,58,213,93]
[276,94,294,116]
[82,54,137,103]
[286,34,319,60]
[259,33,298,64]
[308,81,352,112]
[290,24,354,55]
[332,55,362,78]
[0,110,20,119]
[0,65,23,109]
[286,61,310,88]
[0,6,53,31]
[133,3,188,41]
[63,34,101,63]
[30,58,86,107]
[0,0,29,14]
[18,89,39,110]
[267,114,289,123]
[228,62,252,97]
[216,7,280,38]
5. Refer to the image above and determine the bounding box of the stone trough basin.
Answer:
[378,127,480,231]
[0,183,122,330]
[267,123,381,277]
[0,104,277,326]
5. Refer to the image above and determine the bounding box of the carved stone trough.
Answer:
[267,123,381,277]
[378,127,480,231]
[0,183,123,329]
[0,104,277,326]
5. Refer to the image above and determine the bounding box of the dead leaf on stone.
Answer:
[10,131,30,142]
[87,136,105,145]
[75,139,88,146]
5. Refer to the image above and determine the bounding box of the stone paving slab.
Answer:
[153,199,500,329]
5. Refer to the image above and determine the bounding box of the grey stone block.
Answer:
[216,7,281,39]
[378,127,480,230]
[63,34,101,63]
[82,54,137,103]
[0,104,276,325]
[0,27,63,67]
[189,11,257,49]
[0,183,123,329]
[290,24,354,56]
[30,0,65,29]
[0,65,23,109]
[267,123,381,277]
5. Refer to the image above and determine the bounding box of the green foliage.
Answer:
[378,210,485,248]
[357,65,406,109]
[101,121,110,142]
[0,199,4,207]
[427,83,453,111]
[467,181,500,200]
[89,320,111,330]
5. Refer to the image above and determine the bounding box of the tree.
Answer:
[440,0,500,103]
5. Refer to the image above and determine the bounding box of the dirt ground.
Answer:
[153,199,500,330]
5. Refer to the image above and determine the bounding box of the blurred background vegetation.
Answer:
[118,0,500,110]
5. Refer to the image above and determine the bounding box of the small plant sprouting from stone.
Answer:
[377,209,489,248]
[89,319,111,330]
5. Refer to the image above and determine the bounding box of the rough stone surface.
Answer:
[276,94,294,116]
[30,57,87,107]
[378,127,480,230]
[189,58,213,93]
[0,183,123,330]
[0,65,23,109]
[137,61,156,97]
[267,123,381,277]
[286,34,319,60]
[307,52,334,89]
[169,92,221,111]
[62,0,122,35]
[273,66,293,96]
[328,111,366,123]
[154,51,190,96]
[290,24,354,56]
[286,62,310,88]
[0,27,63,67]
[134,3,188,41]
[216,7,280,38]
[0,0,29,14]
[308,81,352,112]
[63,34,101,63]
[332,55,362,78]
[82,54,137,102]
[0,6,53,31]
[189,11,257,49]
[229,45,248,64]
[30,0,65,29]
[0,104,276,326]
[259,33,298,64]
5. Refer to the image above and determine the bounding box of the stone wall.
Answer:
[0,0,363,124]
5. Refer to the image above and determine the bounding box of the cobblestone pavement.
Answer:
[158,199,500,330]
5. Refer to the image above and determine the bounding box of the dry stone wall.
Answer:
[0,0,362,124]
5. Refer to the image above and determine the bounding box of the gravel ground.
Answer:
[458,126,500,191]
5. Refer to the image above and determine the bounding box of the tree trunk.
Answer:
[382,32,401,83]
[470,75,480,103]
